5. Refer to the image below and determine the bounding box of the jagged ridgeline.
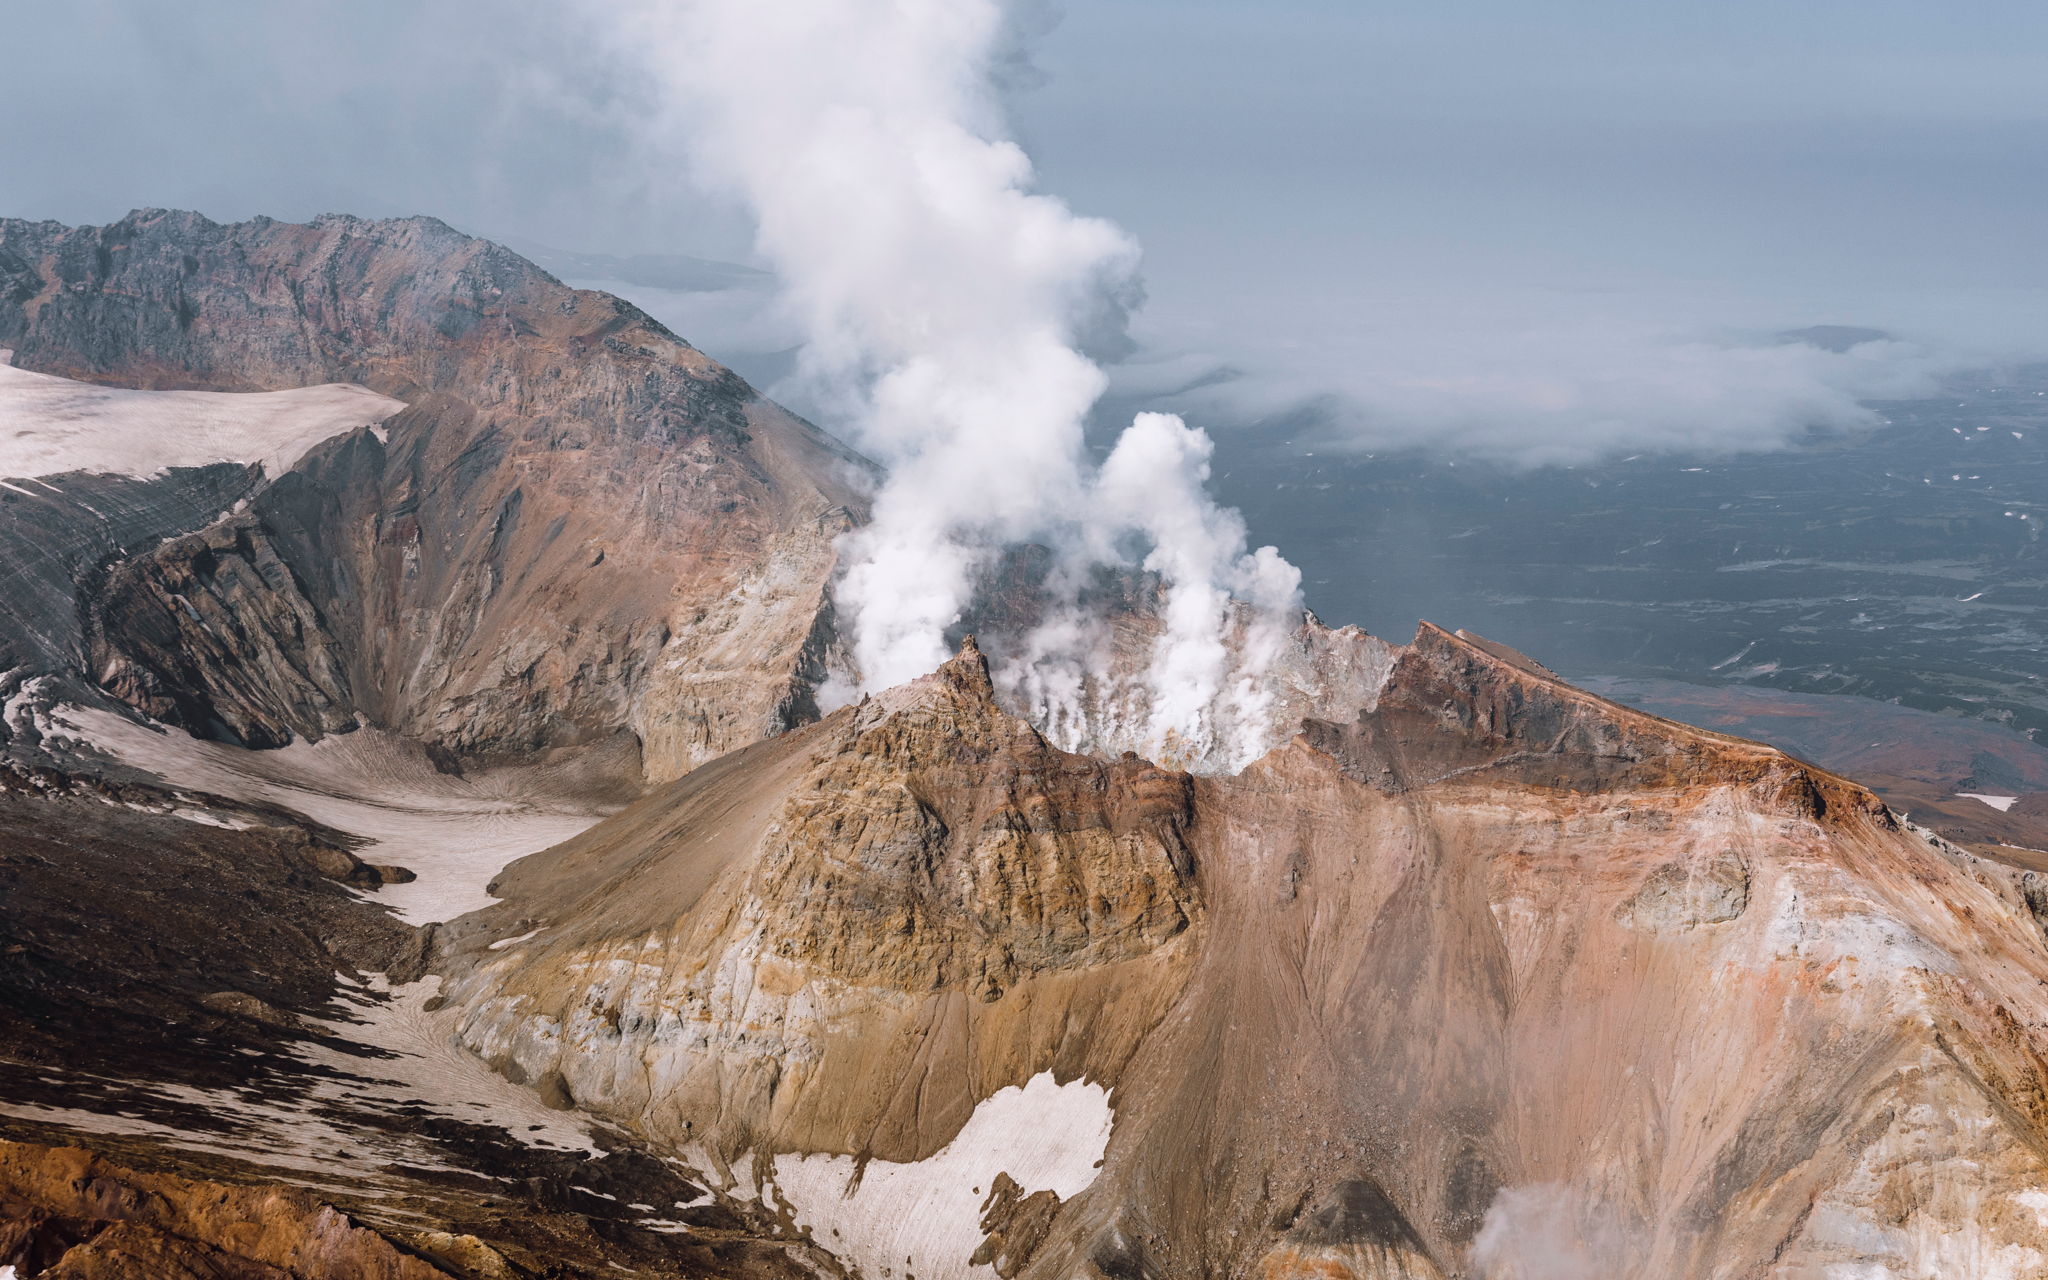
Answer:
[4,211,2048,1280]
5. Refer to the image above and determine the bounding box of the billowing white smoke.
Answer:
[1470,1184,1630,1280]
[1092,415,1300,754]
[596,0,1299,763]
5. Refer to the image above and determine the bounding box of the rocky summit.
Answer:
[5,211,2048,1280]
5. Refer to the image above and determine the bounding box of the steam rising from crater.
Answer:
[596,0,1299,764]
[1471,1184,1631,1280]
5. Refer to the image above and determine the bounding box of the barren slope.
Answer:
[0,209,869,783]
[438,628,2048,1279]
[0,210,882,1276]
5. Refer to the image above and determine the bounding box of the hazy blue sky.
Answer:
[1024,0,2048,292]
[7,0,2046,458]
[1013,0,2048,456]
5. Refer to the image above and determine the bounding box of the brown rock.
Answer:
[440,625,2048,1280]
[443,639,1199,1162]
[197,991,303,1032]
[973,1173,1064,1277]
[0,1140,458,1279]
[2,209,869,783]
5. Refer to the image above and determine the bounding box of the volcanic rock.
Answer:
[0,209,868,782]
[439,627,2048,1280]
[8,209,2048,1280]
[442,637,1199,1163]
[0,1139,457,1279]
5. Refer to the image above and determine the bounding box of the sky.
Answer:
[6,0,2047,462]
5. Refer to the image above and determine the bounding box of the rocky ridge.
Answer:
[441,638,1200,1164]
[0,209,867,784]
[438,627,2048,1280]
[0,209,880,1276]
[0,1139,462,1280]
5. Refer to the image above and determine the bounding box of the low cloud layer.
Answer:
[1128,301,1960,465]
[1105,255,2048,463]
[606,265,2000,470]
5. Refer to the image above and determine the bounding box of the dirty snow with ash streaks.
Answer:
[0,356,402,481]
[768,1071,1114,1280]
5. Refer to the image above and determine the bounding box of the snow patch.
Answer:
[0,362,403,481]
[167,806,255,829]
[637,1218,695,1234]
[1957,793,2020,812]
[769,1072,1114,1280]
[0,673,54,738]
[48,705,604,923]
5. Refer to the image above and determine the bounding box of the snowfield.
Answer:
[769,1072,1115,1280]
[0,355,403,480]
[47,705,607,924]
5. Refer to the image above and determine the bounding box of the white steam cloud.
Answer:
[1122,279,1976,466]
[595,0,1299,762]
[1470,1184,1632,1280]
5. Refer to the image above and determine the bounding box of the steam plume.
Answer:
[599,0,1298,760]
[1470,1184,1630,1280]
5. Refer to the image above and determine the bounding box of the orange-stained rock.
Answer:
[441,625,2048,1280]
[443,638,1200,1163]
[0,1139,457,1279]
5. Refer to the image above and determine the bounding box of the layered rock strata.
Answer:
[0,1139,459,1280]
[441,627,2048,1280]
[443,638,1199,1164]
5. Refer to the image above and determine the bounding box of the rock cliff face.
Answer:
[0,209,867,782]
[0,465,258,746]
[439,628,2048,1280]
[0,209,881,1274]
[442,639,1199,1165]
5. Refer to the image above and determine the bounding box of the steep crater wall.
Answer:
[0,210,871,782]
